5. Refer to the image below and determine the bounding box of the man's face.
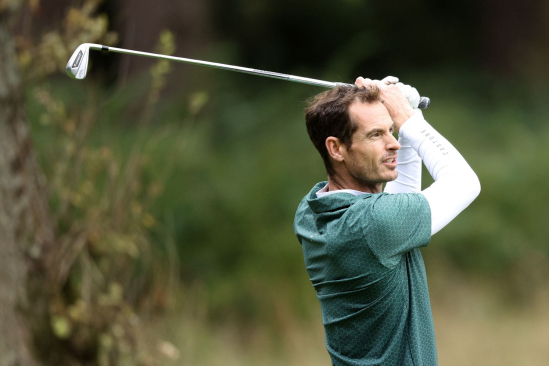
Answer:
[341,101,401,187]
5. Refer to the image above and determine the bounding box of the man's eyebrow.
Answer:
[364,124,395,136]
[365,128,384,135]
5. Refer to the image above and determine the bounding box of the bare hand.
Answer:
[355,76,415,132]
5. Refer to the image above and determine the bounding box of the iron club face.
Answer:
[65,43,101,80]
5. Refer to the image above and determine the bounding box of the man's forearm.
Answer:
[384,142,422,194]
[385,111,427,194]
[399,112,481,235]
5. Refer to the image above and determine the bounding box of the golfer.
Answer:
[294,77,480,366]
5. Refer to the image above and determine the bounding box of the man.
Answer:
[294,77,480,366]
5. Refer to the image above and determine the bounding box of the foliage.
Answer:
[17,0,117,83]
[18,1,183,364]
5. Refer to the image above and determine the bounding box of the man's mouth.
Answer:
[381,156,398,166]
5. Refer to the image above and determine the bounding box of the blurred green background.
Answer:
[6,0,549,364]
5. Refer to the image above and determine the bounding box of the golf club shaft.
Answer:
[89,44,430,108]
[95,45,337,88]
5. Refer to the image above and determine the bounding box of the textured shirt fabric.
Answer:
[294,182,436,366]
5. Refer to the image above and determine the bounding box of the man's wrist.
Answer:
[396,109,423,135]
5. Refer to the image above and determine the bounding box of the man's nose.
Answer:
[387,134,401,151]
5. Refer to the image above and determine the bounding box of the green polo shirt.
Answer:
[294,182,436,366]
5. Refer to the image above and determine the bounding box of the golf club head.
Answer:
[66,43,101,80]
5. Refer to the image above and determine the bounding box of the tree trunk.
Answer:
[480,0,549,84]
[116,0,212,85]
[0,5,55,366]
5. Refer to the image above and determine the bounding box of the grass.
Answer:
[137,281,549,366]
[434,284,549,366]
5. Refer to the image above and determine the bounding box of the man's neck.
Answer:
[327,173,383,194]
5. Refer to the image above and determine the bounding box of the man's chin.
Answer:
[351,169,398,185]
[382,171,398,183]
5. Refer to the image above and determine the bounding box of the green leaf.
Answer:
[51,315,71,339]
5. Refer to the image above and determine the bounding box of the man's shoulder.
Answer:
[293,182,325,235]
[294,182,326,215]
[294,183,375,237]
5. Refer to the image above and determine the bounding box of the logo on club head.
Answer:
[72,51,84,68]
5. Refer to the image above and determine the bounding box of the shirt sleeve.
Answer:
[361,193,432,268]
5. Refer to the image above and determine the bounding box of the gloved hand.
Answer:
[381,76,421,109]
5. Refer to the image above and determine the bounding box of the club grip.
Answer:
[418,97,430,109]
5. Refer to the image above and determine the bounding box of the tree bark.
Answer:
[0,5,55,366]
[480,0,549,83]
[116,0,212,85]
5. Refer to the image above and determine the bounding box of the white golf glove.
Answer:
[381,76,421,109]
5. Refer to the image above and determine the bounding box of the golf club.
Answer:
[66,43,430,109]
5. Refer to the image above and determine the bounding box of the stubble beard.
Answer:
[347,152,398,186]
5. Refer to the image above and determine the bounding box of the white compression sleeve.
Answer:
[399,112,481,236]
[384,129,422,194]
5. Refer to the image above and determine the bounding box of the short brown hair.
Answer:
[305,84,380,175]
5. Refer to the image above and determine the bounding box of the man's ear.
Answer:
[325,137,345,163]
